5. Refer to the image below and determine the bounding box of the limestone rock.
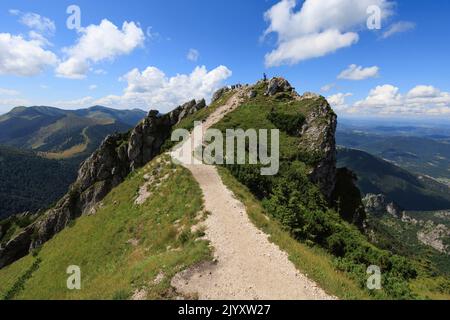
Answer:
[417,222,450,253]
[299,100,337,199]
[363,194,403,218]
[299,92,321,100]
[264,77,293,96]
[211,87,230,103]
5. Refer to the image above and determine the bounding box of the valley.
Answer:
[0,106,146,218]
[336,122,450,180]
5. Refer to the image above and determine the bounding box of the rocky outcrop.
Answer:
[264,77,294,96]
[211,87,231,104]
[298,92,320,100]
[0,99,206,269]
[261,77,337,200]
[299,98,337,200]
[417,222,450,253]
[363,194,403,218]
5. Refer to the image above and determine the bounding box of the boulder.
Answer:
[363,194,403,218]
[264,77,293,96]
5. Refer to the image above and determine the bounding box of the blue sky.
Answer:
[0,0,449,119]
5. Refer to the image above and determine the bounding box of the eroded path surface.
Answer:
[171,89,334,300]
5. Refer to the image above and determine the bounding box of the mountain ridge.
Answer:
[337,148,450,211]
[1,77,446,300]
[0,105,147,154]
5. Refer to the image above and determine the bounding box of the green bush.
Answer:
[225,158,418,299]
[267,111,305,136]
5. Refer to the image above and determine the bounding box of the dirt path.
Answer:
[170,89,334,300]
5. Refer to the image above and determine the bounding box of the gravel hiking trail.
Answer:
[170,89,334,300]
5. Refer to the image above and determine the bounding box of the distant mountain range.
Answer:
[0,105,146,159]
[0,105,146,218]
[337,148,450,211]
[337,125,450,180]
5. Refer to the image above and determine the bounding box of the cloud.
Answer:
[56,19,145,79]
[353,84,402,110]
[12,65,232,113]
[382,21,415,39]
[0,33,58,76]
[28,30,53,46]
[265,29,359,67]
[327,92,352,111]
[321,83,335,92]
[93,69,107,75]
[89,85,97,90]
[10,10,56,36]
[92,65,232,112]
[338,64,379,80]
[347,84,450,115]
[263,0,394,67]
[0,88,20,96]
[187,48,200,62]
[406,85,440,98]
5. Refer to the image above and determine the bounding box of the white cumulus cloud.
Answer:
[338,64,379,80]
[327,92,353,111]
[56,19,145,79]
[92,65,232,112]
[263,0,394,67]
[348,84,450,115]
[406,85,440,98]
[0,33,58,76]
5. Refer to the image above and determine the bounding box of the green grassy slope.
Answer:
[0,155,211,300]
